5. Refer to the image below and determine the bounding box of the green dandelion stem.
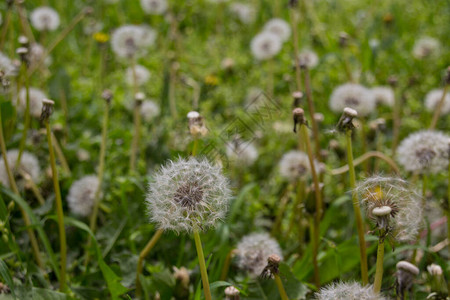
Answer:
[373,236,385,293]
[193,230,212,300]
[274,273,289,300]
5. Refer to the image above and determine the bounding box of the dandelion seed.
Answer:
[356,176,422,242]
[225,137,258,166]
[250,31,282,60]
[230,3,255,24]
[371,86,394,107]
[396,130,450,174]
[111,25,157,58]
[329,83,375,117]
[140,0,168,15]
[236,232,283,277]
[315,281,385,300]
[263,18,291,42]
[66,175,100,217]
[140,100,160,122]
[0,150,40,188]
[17,87,47,118]
[126,64,151,86]
[145,157,231,233]
[30,6,60,31]
[298,49,319,69]
[412,37,440,59]
[424,89,450,115]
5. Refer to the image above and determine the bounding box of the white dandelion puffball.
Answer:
[0,52,17,77]
[412,37,440,59]
[279,150,315,181]
[236,233,283,277]
[126,65,151,86]
[0,150,41,188]
[298,49,319,69]
[329,83,375,117]
[17,87,47,118]
[111,25,157,58]
[30,6,60,31]
[28,43,52,67]
[66,175,100,217]
[397,130,450,174]
[263,18,291,42]
[230,3,255,24]
[141,100,160,122]
[371,86,394,107]
[315,282,385,300]
[140,0,168,15]
[356,176,422,242]
[424,89,450,115]
[250,31,282,60]
[225,139,258,166]
[146,157,232,233]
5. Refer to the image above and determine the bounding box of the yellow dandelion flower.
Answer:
[93,32,109,43]
[204,75,219,86]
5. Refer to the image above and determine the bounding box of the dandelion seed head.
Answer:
[146,157,231,233]
[126,64,151,86]
[17,87,47,118]
[0,52,17,77]
[263,18,291,42]
[29,43,52,67]
[298,49,319,69]
[0,150,40,188]
[140,0,168,15]
[30,6,60,31]
[236,233,283,277]
[250,31,282,60]
[371,86,394,107]
[424,89,450,115]
[140,100,160,122]
[412,37,440,59]
[225,138,258,166]
[230,3,255,24]
[356,176,422,242]
[329,83,375,117]
[315,281,385,300]
[66,175,100,217]
[397,130,450,174]
[111,25,157,58]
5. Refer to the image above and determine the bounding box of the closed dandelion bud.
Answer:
[427,263,446,294]
[101,89,113,103]
[260,253,281,279]
[395,261,419,299]
[40,98,55,122]
[236,233,283,277]
[187,111,208,137]
[338,32,349,48]
[315,281,385,300]
[356,176,422,242]
[336,107,357,132]
[224,286,240,300]
[292,107,305,133]
[146,157,231,233]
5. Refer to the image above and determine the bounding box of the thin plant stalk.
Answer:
[0,8,12,50]
[267,59,274,99]
[429,84,449,129]
[271,184,294,236]
[16,64,31,167]
[44,119,67,292]
[20,171,45,205]
[391,90,402,155]
[286,180,304,239]
[289,8,303,92]
[373,235,385,293]
[299,123,322,287]
[51,132,71,175]
[193,230,212,300]
[274,273,289,300]
[345,129,369,285]
[330,151,400,175]
[411,174,427,264]
[219,249,234,281]
[84,99,110,267]
[359,122,369,174]
[136,228,164,298]
[169,61,178,118]
[303,67,321,159]
[130,99,142,173]
[0,106,43,269]
[15,2,36,43]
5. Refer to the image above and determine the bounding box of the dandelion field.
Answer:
[0,0,449,299]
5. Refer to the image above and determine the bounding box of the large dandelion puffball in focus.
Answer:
[329,83,375,117]
[140,0,168,15]
[250,31,282,60]
[315,281,385,300]
[396,130,450,174]
[30,6,60,31]
[146,157,232,233]
[111,25,157,58]
[66,175,100,217]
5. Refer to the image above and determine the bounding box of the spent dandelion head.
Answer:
[140,0,168,15]
[111,25,157,58]
[250,31,282,60]
[424,89,450,115]
[187,111,208,137]
[315,281,385,300]
[236,232,283,277]
[66,175,100,217]
[40,98,54,122]
[229,2,255,24]
[0,149,41,188]
[396,130,450,174]
[30,6,60,31]
[395,261,419,298]
[278,150,311,181]
[412,37,440,59]
[298,49,319,69]
[356,176,422,242]
[225,137,258,166]
[371,86,395,107]
[263,18,291,42]
[145,157,231,233]
[140,100,160,122]
[329,83,375,117]
[126,64,151,86]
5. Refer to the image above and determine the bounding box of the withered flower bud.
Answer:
[225,286,240,300]
[187,111,208,137]
[101,89,113,103]
[338,32,349,48]
[134,92,145,106]
[260,254,281,279]
[16,47,29,64]
[40,99,55,122]
[336,107,357,132]
[292,107,306,133]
